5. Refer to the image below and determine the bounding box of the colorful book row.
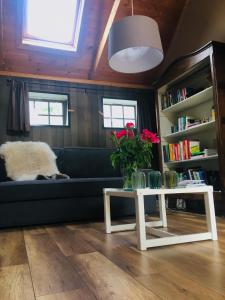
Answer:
[163,140,200,162]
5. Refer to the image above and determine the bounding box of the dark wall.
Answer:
[0,77,156,149]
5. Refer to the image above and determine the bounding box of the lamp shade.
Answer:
[108,15,163,73]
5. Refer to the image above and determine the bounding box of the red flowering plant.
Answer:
[111,122,160,186]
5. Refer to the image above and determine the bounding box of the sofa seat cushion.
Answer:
[0,177,123,203]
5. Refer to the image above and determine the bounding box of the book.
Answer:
[169,144,174,161]
[189,141,200,155]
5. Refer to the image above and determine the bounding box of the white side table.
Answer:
[103,186,217,250]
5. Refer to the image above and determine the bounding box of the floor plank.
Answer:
[23,227,46,236]
[37,288,96,300]
[24,233,84,297]
[0,229,27,267]
[0,264,35,300]
[136,271,224,300]
[70,251,159,300]
[138,243,225,296]
[46,226,95,256]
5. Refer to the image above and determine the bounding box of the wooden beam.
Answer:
[0,70,151,89]
[93,0,121,72]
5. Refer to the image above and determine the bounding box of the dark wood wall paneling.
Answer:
[0,77,154,148]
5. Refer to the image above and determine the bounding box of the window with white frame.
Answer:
[29,92,69,126]
[103,98,137,128]
[22,0,85,52]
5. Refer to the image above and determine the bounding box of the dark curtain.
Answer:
[137,90,156,132]
[7,80,30,135]
[137,90,159,169]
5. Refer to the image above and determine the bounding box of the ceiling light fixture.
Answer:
[108,0,164,73]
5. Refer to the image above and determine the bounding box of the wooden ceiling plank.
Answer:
[0,70,151,89]
[93,0,121,73]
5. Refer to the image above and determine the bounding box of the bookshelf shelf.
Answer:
[164,120,215,140]
[162,86,213,115]
[165,154,218,165]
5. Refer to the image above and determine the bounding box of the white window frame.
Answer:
[22,0,85,52]
[28,92,69,127]
[102,98,138,129]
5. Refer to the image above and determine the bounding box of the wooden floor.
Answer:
[0,211,225,300]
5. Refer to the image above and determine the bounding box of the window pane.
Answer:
[50,116,63,125]
[30,114,49,125]
[112,119,123,128]
[124,106,135,118]
[103,105,111,118]
[111,106,123,118]
[124,119,136,127]
[50,102,63,115]
[35,101,49,115]
[104,118,111,128]
[29,101,49,125]
[26,0,77,44]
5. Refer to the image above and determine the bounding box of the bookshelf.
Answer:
[155,42,225,214]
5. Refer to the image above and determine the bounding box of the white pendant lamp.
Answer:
[108,1,164,73]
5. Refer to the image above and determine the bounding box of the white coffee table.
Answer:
[103,186,217,250]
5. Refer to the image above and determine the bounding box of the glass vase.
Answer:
[131,170,146,189]
[164,170,178,189]
[121,168,133,190]
[122,174,133,190]
[147,170,162,189]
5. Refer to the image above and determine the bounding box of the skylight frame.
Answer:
[22,0,85,52]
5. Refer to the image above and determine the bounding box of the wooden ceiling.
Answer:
[0,0,187,88]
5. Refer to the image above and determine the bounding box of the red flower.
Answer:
[141,129,160,143]
[115,128,135,140]
[116,129,127,139]
[125,122,134,128]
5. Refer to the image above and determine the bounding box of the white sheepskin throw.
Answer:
[0,141,59,181]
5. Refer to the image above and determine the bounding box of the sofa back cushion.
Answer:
[58,147,121,178]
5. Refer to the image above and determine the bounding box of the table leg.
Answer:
[135,194,147,250]
[104,193,111,234]
[159,193,167,228]
[204,191,218,240]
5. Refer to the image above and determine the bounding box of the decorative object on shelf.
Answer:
[131,170,146,189]
[164,171,178,189]
[110,122,160,190]
[147,170,162,189]
[108,0,163,73]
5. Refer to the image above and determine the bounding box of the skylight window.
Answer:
[22,0,85,51]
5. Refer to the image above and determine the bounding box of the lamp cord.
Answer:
[131,0,134,16]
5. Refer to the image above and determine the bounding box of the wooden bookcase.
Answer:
[155,41,225,215]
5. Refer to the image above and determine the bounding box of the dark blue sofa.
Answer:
[0,147,156,228]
